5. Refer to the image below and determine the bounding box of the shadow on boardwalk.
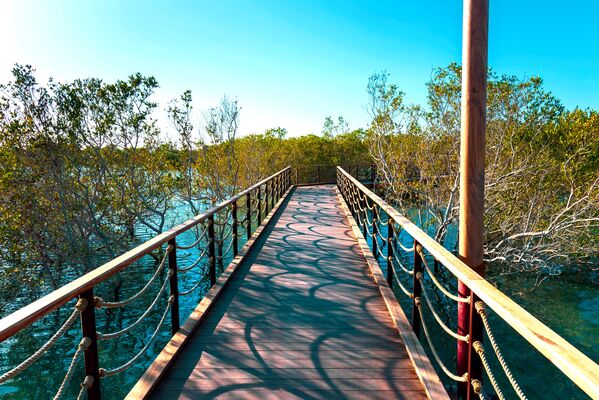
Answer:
[150,186,427,400]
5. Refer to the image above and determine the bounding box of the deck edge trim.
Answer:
[125,186,294,400]
[336,187,451,400]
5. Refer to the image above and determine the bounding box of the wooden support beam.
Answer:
[457,1,489,398]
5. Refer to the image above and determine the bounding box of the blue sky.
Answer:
[1,1,597,137]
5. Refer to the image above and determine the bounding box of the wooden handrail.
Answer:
[0,167,291,343]
[336,166,599,398]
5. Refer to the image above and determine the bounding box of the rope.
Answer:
[99,296,174,378]
[217,226,233,242]
[416,272,468,342]
[416,298,468,383]
[391,251,414,275]
[216,239,235,261]
[474,341,506,400]
[476,302,528,400]
[390,267,414,299]
[179,267,209,296]
[398,241,415,253]
[178,244,209,272]
[418,247,470,304]
[97,269,172,340]
[0,299,87,384]
[472,379,489,400]
[53,337,90,400]
[76,376,94,400]
[176,226,208,249]
[97,245,171,309]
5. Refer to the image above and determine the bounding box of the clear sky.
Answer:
[1,1,598,137]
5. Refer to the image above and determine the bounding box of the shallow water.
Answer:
[0,199,597,399]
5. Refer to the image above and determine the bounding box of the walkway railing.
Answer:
[293,164,374,185]
[337,166,599,400]
[0,167,292,400]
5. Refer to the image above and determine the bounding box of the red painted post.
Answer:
[457,0,488,398]
[411,242,422,337]
[80,289,101,400]
[167,239,179,335]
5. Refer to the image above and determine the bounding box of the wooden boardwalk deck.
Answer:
[150,186,431,399]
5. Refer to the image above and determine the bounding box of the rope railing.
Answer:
[0,167,293,400]
[336,166,599,400]
[96,269,172,341]
[99,296,174,378]
[417,272,469,342]
[175,225,208,249]
[177,244,210,273]
[415,298,468,383]
[0,299,87,384]
[476,301,528,400]
[96,245,172,309]
[418,247,470,304]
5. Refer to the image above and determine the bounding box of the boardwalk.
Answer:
[150,185,428,399]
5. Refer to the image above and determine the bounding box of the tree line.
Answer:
[0,63,597,311]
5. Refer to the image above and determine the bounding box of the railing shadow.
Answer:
[155,185,416,399]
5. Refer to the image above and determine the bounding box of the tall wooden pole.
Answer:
[457,0,488,399]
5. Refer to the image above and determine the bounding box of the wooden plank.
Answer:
[336,187,450,400]
[0,168,291,342]
[151,388,426,400]
[337,167,599,398]
[147,185,435,400]
[125,186,294,400]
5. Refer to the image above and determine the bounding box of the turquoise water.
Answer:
[0,202,253,399]
[368,222,598,400]
[0,198,597,399]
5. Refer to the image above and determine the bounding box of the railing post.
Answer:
[167,239,179,335]
[217,236,223,273]
[317,165,320,184]
[458,0,488,397]
[295,166,299,185]
[246,193,251,239]
[372,209,378,260]
[271,178,275,209]
[257,185,262,224]
[411,242,422,337]
[232,201,238,257]
[80,289,101,400]
[362,197,368,239]
[387,219,394,287]
[466,292,484,400]
[208,216,216,286]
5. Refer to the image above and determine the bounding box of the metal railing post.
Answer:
[257,185,262,224]
[466,292,484,399]
[362,197,368,239]
[208,216,216,286]
[232,202,238,257]
[387,219,394,287]
[80,289,101,400]
[167,239,179,335]
[412,242,422,337]
[372,209,378,260]
[246,193,251,239]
